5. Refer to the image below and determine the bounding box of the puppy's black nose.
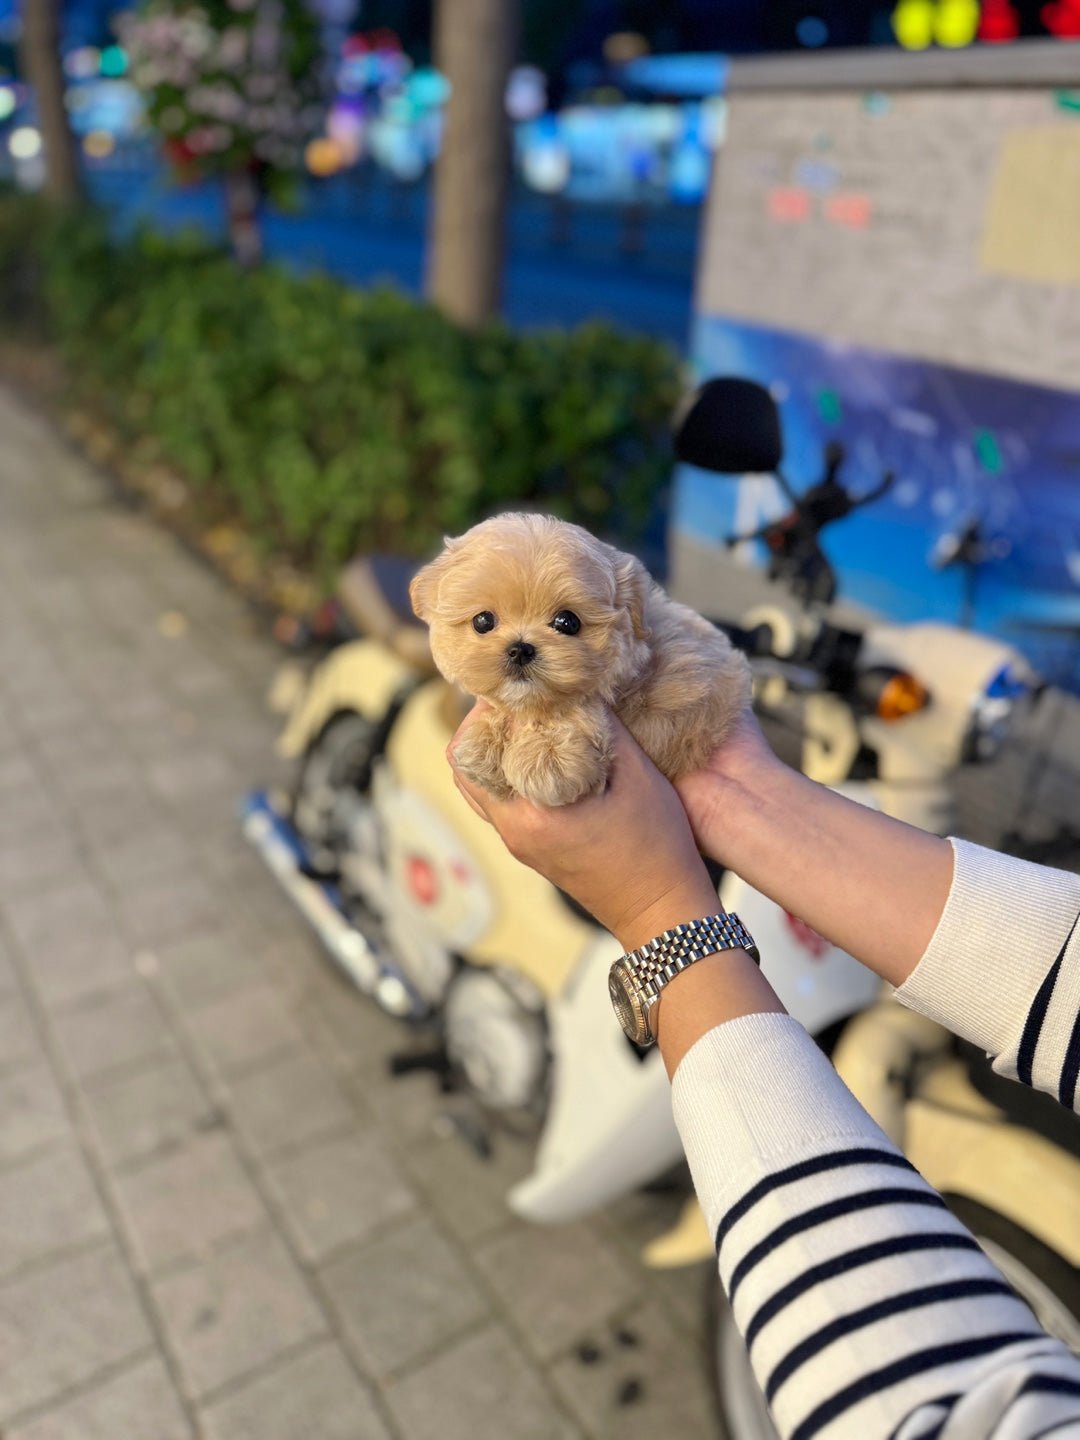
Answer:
[506,640,537,667]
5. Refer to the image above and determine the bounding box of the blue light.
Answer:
[985,664,1030,700]
[796,16,830,47]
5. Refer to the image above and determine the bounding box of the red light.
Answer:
[405,854,439,906]
[979,0,1021,39]
[369,28,402,50]
[1043,0,1080,35]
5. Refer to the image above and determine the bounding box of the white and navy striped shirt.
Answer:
[672,838,1080,1439]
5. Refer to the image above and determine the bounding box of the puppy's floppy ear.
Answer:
[612,551,652,642]
[409,539,457,623]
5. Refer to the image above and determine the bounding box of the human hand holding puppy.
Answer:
[410,514,750,807]
[449,706,720,949]
[449,707,785,1068]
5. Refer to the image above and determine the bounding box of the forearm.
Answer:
[671,1017,1075,1440]
[691,755,953,988]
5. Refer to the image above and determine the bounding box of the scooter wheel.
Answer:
[942,1195,1080,1353]
[292,711,378,847]
[708,1278,778,1440]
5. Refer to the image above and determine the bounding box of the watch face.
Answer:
[608,966,645,1044]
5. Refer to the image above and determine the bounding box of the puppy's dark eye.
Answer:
[472,611,497,634]
[550,610,581,636]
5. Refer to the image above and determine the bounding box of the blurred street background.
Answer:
[1,0,1079,1437]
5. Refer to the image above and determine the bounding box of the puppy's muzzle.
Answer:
[505,639,537,672]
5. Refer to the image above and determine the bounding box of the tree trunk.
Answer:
[20,0,83,206]
[224,168,264,269]
[427,0,519,328]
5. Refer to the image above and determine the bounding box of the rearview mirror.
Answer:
[673,377,783,475]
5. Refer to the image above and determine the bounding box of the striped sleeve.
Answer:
[897,839,1080,1114]
[671,1014,1080,1439]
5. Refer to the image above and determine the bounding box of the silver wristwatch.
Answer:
[608,913,759,1048]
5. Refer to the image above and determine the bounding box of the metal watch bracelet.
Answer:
[622,912,759,996]
[608,912,760,1048]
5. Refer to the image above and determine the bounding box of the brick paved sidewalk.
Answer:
[0,388,718,1440]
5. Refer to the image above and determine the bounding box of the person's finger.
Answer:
[451,768,492,823]
[605,715,662,794]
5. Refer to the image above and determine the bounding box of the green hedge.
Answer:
[0,195,682,581]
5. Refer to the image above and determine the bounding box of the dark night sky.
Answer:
[7,0,1072,66]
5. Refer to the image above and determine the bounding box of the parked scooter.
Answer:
[243,377,1076,1433]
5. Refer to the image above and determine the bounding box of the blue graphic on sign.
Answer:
[674,314,1080,691]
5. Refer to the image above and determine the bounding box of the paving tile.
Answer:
[472,1221,640,1362]
[345,1059,454,1147]
[32,724,122,769]
[0,986,41,1071]
[200,819,285,898]
[649,1255,713,1337]
[82,1053,220,1168]
[547,1298,717,1440]
[0,780,63,844]
[266,1130,417,1264]
[93,825,196,893]
[71,791,163,849]
[383,1325,581,1440]
[0,829,84,894]
[114,867,221,948]
[168,786,251,838]
[5,1354,193,1440]
[146,749,237,805]
[0,1243,153,1423]
[599,1189,712,1339]
[111,1131,267,1273]
[51,982,176,1083]
[303,972,404,1074]
[401,1131,531,1246]
[100,683,175,732]
[0,1063,71,1165]
[0,1144,111,1279]
[25,928,135,1009]
[169,658,237,702]
[154,924,272,1007]
[3,877,113,950]
[151,1226,325,1399]
[225,1050,354,1156]
[186,980,306,1076]
[320,1215,489,1378]
[0,936,18,993]
[54,759,144,805]
[199,1340,390,1440]
[0,751,40,791]
[230,869,314,937]
[4,876,137,1008]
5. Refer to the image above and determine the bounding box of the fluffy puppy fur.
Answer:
[410,513,750,807]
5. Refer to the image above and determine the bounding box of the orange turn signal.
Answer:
[876,672,930,722]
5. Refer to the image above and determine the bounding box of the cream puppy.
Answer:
[410,513,750,807]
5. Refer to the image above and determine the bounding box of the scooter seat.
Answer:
[338,555,436,675]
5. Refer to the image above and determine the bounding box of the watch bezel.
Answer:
[608,959,651,1047]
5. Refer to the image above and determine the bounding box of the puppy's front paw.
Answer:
[503,722,610,807]
[452,723,513,801]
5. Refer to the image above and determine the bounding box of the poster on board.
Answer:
[674,63,1080,691]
